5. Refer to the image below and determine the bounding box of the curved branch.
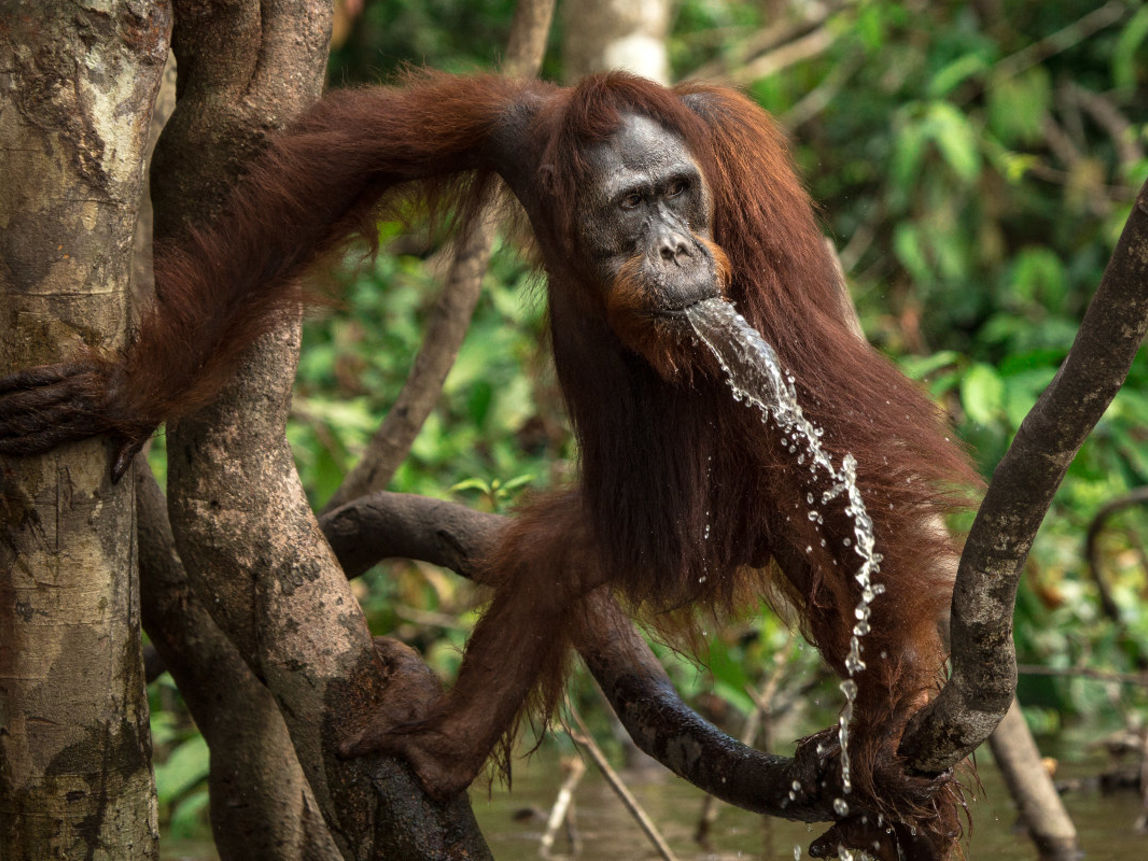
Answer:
[319,492,837,823]
[901,179,1148,773]
[1085,486,1148,624]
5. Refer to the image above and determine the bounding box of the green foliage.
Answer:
[149,678,211,838]
[733,0,1148,724]
[147,3,1148,851]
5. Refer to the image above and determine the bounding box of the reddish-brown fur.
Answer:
[0,71,979,855]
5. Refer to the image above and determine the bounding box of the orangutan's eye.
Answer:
[620,192,643,210]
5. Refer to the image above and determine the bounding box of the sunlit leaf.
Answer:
[987,67,1050,146]
[154,735,209,804]
[960,363,1005,425]
[928,53,988,98]
[1113,6,1148,94]
[926,102,981,182]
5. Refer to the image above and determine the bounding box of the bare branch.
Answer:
[988,700,1079,859]
[1017,664,1148,687]
[136,458,341,860]
[901,179,1148,773]
[994,2,1128,83]
[685,3,833,82]
[721,27,836,88]
[318,492,839,823]
[1067,82,1145,169]
[1086,486,1148,624]
[567,705,680,861]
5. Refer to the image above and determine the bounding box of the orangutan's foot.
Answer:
[337,637,490,800]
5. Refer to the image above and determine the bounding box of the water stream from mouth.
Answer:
[686,297,885,807]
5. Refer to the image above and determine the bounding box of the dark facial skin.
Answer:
[570,114,726,376]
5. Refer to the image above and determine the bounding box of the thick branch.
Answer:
[1086,486,1148,623]
[136,459,340,860]
[319,492,837,822]
[901,179,1148,772]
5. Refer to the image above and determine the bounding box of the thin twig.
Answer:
[686,2,833,82]
[783,53,862,130]
[539,755,585,858]
[993,2,1127,82]
[726,26,836,87]
[1067,82,1145,169]
[566,702,680,861]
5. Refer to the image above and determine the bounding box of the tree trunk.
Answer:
[562,0,671,83]
[0,1,169,856]
[150,1,491,856]
[989,699,1080,859]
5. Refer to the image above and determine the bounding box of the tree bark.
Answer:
[902,177,1148,773]
[989,699,1079,860]
[150,1,490,857]
[0,1,168,856]
[136,462,340,860]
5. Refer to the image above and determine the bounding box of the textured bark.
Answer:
[136,462,340,861]
[150,1,489,857]
[989,700,1079,859]
[0,1,168,857]
[132,31,338,861]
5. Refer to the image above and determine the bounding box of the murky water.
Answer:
[155,743,1146,860]
[473,749,1145,859]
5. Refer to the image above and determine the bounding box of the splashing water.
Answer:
[686,298,886,797]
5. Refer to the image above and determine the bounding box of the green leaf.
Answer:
[898,350,961,381]
[987,67,1050,146]
[1113,6,1148,94]
[450,477,491,494]
[928,53,988,98]
[169,789,210,839]
[893,222,931,284]
[926,102,981,183]
[1009,247,1068,311]
[960,363,1005,426]
[500,473,536,492]
[1002,367,1056,428]
[890,117,927,204]
[154,734,209,804]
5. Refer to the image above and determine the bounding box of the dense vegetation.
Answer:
[150,0,1148,838]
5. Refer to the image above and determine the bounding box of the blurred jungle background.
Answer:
[150,0,1148,856]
